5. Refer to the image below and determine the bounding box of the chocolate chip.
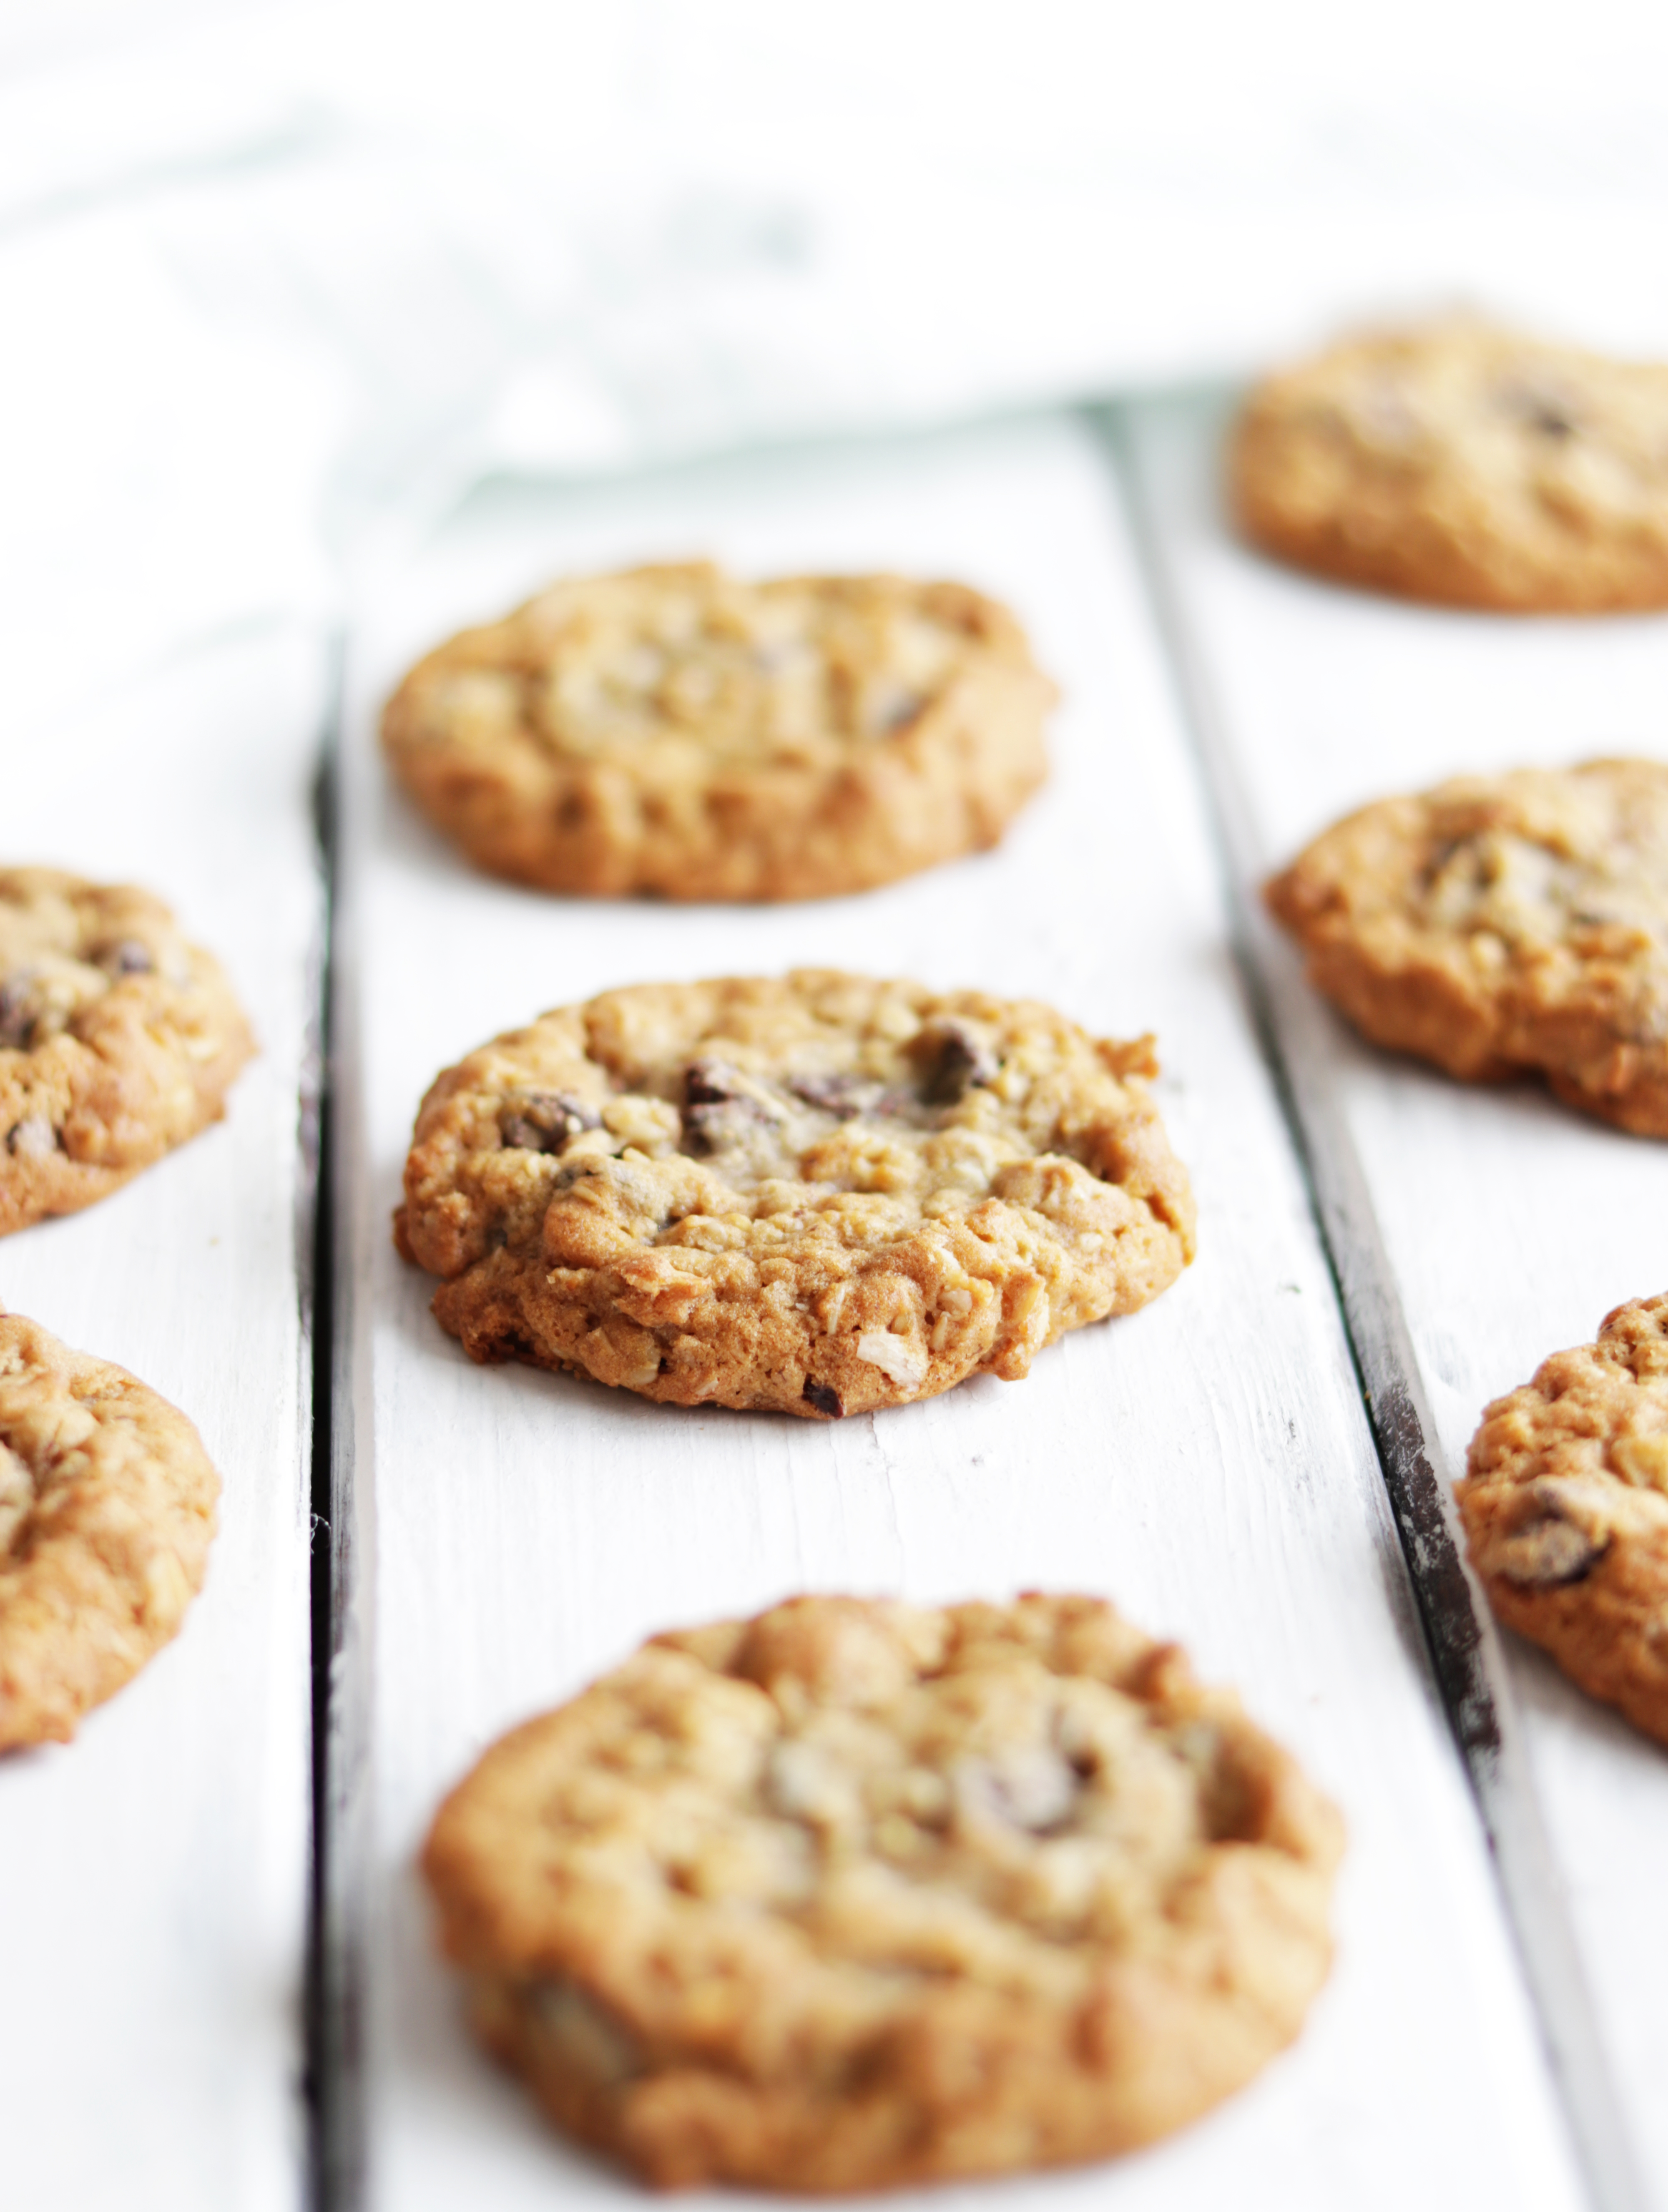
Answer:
[915,1018,1000,1106]
[1492,1489,1609,1589]
[99,938,155,976]
[787,1072,880,1119]
[683,1060,739,1109]
[1500,380,1578,440]
[802,1378,844,1419]
[0,981,40,1051]
[1496,1518,1605,1588]
[681,1059,774,1154]
[5,1116,58,1158]
[787,1071,918,1121]
[869,683,924,736]
[530,1980,645,2087]
[498,1091,601,1153]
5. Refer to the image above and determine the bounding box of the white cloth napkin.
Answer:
[7,0,1668,724]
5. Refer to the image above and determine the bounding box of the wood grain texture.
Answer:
[0,625,322,2212]
[334,415,1585,2209]
[1122,389,1668,2212]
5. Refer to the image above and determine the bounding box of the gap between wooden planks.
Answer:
[1116,390,1668,2212]
[322,411,1588,2211]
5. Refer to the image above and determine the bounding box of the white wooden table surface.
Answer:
[1120,392,1668,2212]
[0,625,325,2212]
[8,401,1667,2212]
[329,411,1595,2212]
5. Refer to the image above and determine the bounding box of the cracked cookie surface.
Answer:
[423,1592,1344,2192]
[0,1310,219,1749]
[381,562,1054,900]
[1458,1296,1668,1745]
[1231,324,1668,611]
[1266,759,1668,1136]
[395,971,1195,1418]
[0,869,255,1235]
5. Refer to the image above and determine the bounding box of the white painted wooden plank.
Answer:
[0,624,323,2212]
[1122,390,1668,2212]
[335,414,1585,2212]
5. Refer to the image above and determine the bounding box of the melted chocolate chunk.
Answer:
[499,1091,602,1154]
[0,983,36,1051]
[1500,379,1578,440]
[682,1060,740,1109]
[5,1116,58,1158]
[915,1018,1000,1106]
[869,683,925,736]
[98,938,155,976]
[1493,1493,1609,1589]
[681,1059,775,1154]
[787,1072,881,1119]
[802,1378,844,1419]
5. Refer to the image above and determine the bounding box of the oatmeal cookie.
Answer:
[423,1592,1344,2192]
[1266,759,1668,1136]
[0,869,255,1236]
[380,562,1054,900]
[1457,1296,1668,1745]
[1231,323,1668,611]
[0,1310,219,1749]
[395,972,1195,1418]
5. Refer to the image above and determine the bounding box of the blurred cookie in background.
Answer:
[1266,759,1668,1136]
[0,870,254,1237]
[1232,323,1668,611]
[381,562,1055,900]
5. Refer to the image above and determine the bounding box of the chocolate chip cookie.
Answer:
[1266,759,1668,1136]
[1231,323,1668,611]
[0,1310,220,1749]
[380,563,1054,900]
[395,972,1195,1417]
[1458,1296,1668,1745]
[423,1592,1344,2191]
[0,869,255,1235]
